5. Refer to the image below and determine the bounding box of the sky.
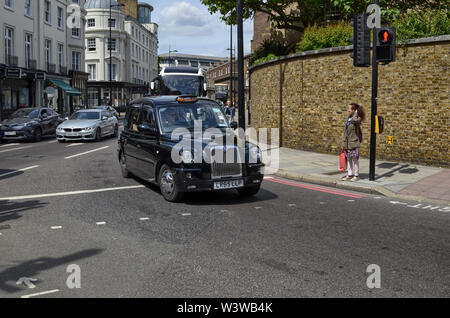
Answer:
[141,0,254,58]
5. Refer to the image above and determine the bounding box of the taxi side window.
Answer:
[129,107,140,132]
[141,107,155,128]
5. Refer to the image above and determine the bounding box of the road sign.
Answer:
[6,68,22,78]
[387,136,394,145]
[35,72,46,80]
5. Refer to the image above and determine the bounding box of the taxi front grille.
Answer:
[210,146,242,179]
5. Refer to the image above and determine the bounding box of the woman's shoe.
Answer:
[351,176,360,182]
[341,175,353,181]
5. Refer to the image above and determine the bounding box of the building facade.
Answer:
[84,0,158,107]
[159,53,228,73]
[0,0,88,120]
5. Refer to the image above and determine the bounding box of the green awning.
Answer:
[49,79,82,96]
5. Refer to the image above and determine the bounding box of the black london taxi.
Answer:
[118,95,264,202]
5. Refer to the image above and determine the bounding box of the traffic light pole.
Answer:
[369,0,379,181]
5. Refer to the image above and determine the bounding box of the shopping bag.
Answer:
[339,150,346,172]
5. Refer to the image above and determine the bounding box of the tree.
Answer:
[201,0,448,31]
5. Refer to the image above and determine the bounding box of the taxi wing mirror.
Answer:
[138,124,157,135]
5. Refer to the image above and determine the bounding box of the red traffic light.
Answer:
[378,29,392,44]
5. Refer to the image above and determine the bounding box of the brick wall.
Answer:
[249,36,449,167]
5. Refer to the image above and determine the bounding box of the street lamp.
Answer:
[168,47,178,67]
[237,0,245,129]
[109,1,124,106]
[226,47,235,107]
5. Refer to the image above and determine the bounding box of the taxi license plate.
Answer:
[4,131,16,136]
[214,179,244,190]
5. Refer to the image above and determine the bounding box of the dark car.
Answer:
[118,96,264,202]
[0,108,63,142]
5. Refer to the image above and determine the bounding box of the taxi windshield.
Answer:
[158,102,229,134]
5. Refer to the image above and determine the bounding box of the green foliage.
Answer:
[249,39,294,66]
[393,9,450,42]
[252,54,279,66]
[296,22,353,52]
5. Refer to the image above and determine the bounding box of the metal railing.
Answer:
[5,55,18,66]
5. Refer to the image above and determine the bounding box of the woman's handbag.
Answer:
[339,150,346,172]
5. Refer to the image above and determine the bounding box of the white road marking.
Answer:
[0,165,39,178]
[0,146,32,154]
[21,289,60,298]
[0,143,19,148]
[48,140,58,144]
[64,146,110,159]
[66,143,84,148]
[374,197,382,199]
[347,200,355,202]
[51,226,62,230]
[288,204,296,207]
[139,217,150,221]
[181,213,192,216]
[0,185,145,201]
[264,176,274,179]
[96,222,106,225]
[320,202,326,205]
[254,207,262,210]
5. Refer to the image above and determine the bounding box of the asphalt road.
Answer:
[0,134,449,298]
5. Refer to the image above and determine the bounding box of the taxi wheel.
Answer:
[159,164,184,202]
[237,185,261,197]
[120,151,131,178]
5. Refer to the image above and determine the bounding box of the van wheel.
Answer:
[159,164,184,202]
[120,151,131,178]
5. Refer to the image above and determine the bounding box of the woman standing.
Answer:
[342,103,365,182]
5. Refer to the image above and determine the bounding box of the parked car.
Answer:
[0,108,63,142]
[56,109,118,142]
[93,105,119,119]
[118,95,264,202]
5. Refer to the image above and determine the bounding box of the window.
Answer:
[44,1,51,24]
[108,19,116,28]
[5,0,13,9]
[87,19,95,27]
[45,39,51,69]
[25,33,33,68]
[141,107,155,128]
[131,43,134,57]
[87,38,96,52]
[25,0,32,16]
[88,64,96,80]
[72,27,80,37]
[127,107,140,132]
[57,7,63,28]
[72,51,81,71]
[4,27,14,64]
[107,38,116,52]
[108,64,117,81]
[58,43,64,70]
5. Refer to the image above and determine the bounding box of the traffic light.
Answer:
[350,13,371,67]
[376,27,396,64]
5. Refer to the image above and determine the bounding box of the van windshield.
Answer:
[161,75,202,96]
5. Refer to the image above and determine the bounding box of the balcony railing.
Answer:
[47,63,56,73]
[60,66,67,75]
[5,55,18,67]
[27,59,37,70]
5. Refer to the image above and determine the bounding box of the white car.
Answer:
[56,109,118,142]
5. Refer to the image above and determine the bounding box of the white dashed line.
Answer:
[347,200,355,202]
[0,143,19,148]
[288,204,296,207]
[64,146,110,159]
[254,207,262,210]
[264,176,274,179]
[96,222,106,225]
[0,185,145,201]
[51,226,62,230]
[139,217,150,221]
[181,213,192,216]
[0,146,32,154]
[48,140,58,144]
[21,289,60,298]
[0,165,39,179]
[66,143,84,148]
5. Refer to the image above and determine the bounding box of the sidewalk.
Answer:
[261,147,450,205]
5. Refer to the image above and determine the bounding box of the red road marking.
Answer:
[265,177,366,199]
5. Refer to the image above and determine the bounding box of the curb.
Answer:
[273,169,450,206]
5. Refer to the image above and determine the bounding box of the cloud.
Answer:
[159,1,214,36]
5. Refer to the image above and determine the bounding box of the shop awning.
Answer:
[49,79,82,96]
